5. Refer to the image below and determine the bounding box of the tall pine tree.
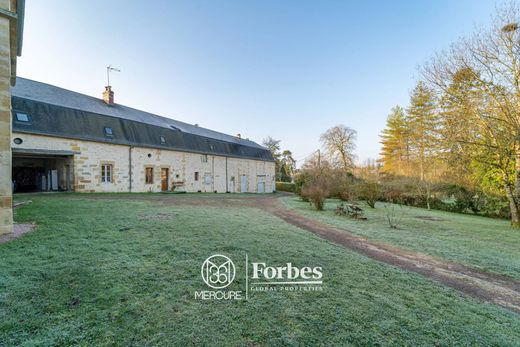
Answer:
[438,68,480,187]
[379,106,410,175]
[407,81,439,182]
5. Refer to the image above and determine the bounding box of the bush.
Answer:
[429,198,451,211]
[444,185,479,213]
[301,178,329,211]
[479,195,510,219]
[336,174,359,202]
[383,203,405,229]
[380,177,440,208]
[356,181,381,208]
[276,182,295,192]
[379,177,511,219]
[380,178,410,204]
[294,171,312,197]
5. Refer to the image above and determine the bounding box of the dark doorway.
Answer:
[161,168,169,191]
[12,166,44,192]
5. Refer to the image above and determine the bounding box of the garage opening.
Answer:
[12,149,74,193]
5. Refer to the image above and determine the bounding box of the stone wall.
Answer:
[0,0,13,235]
[11,132,276,193]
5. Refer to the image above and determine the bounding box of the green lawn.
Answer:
[0,194,519,346]
[282,196,520,280]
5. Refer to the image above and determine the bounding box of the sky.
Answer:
[17,0,497,165]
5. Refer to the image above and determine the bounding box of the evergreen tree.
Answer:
[262,137,282,180]
[407,81,439,182]
[280,150,296,182]
[379,106,410,175]
[437,68,480,187]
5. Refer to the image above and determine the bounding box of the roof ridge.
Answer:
[13,77,265,149]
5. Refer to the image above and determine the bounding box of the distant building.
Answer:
[10,78,275,194]
[0,0,24,236]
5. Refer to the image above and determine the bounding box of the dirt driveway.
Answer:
[73,192,520,313]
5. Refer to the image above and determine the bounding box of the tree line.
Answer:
[380,3,520,227]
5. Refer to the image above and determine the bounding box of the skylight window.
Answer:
[160,136,166,144]
[15,112,29,122]
[104,127,113,136]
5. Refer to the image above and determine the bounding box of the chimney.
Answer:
[102,86,114,105]
[236,133,241,139]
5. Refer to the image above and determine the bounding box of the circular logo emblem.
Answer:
[201,254,236,289]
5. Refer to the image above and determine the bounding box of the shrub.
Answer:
[383,203,405,229]
[381,177,439,208]
[479,195,510,219]
[444,185,478,213]
[276,181,295,192]
[377,175,512,220]
[356,181,381,208]
[336,174,359,202]
[301,179,329,211]
[380,177,409,204]
[294,171,312,197]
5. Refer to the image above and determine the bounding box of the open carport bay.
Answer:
[12,148,74,192]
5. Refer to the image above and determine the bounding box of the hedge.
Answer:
[276,182,295,192]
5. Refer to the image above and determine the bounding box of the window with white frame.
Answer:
[101,164,113,183]
[201,154,208,163]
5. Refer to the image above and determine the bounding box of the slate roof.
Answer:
[11,78,273,161]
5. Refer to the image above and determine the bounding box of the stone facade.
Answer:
[12,132,276,193]
[0,0,14,235]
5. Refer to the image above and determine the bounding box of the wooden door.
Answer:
[161,168,169,191]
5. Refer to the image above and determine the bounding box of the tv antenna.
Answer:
[106,65,121,86]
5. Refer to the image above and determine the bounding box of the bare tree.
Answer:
[320,125,357,173]
[422,3,520,227]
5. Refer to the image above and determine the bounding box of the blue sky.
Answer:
[17,0,496,164]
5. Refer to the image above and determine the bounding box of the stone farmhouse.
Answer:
[10,78,275,194]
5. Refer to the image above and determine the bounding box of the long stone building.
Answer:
[10,78,275,194]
